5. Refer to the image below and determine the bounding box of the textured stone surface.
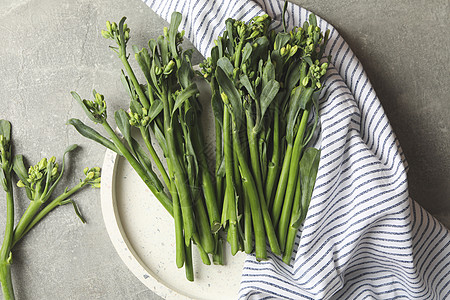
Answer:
[0,0,448,299]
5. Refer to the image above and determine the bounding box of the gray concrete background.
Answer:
[0,0,448,299]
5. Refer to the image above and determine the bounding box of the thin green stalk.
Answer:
[277,109,310,252]
[12,181,86,246]
[170,178,185,268]
[271,144,293,226]
[120,55,149,109]
[0,261,13,300]
[193,192,215,254]
[193,232,211,265]
[12,200,41,246]
[222,110,239,255]
[265,104,281,209]
[184,240,194,282]
[212,235,224,265]
[0,191,14,300]
[139,126,170,188]
[243,189,253,254]
[162,91,195,245]
[282,172,302,264]
[231,122,267,260]
[193,126,220,233]
[0,191,13,261]
[246,111,281,255]
[0,126,15,300]
[232,141,244,252]
[102,121,173,216]
[214,119,224,207]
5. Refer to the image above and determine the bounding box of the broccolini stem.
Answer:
[246,109,281,255]
[282,172,302,264]
[120,55,150,109]
[231,120,267,260]
[223,109,239,255]
[277,108,310,252]
[0,261,14,300]
[271,144,293,226]
[139,126,171,188]
[12,181,86,246]
[265,103,281,209]
[102,121,173,216]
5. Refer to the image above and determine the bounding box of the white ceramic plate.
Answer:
[100,78,247,300]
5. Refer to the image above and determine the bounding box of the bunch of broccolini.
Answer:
[69,12,222,281]
[200,9,329,263]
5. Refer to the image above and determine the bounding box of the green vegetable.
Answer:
[71,12,221,281]
[201,8,330,262]
[0,120,101,300]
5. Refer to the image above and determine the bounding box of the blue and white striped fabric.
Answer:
[142,0,450,299]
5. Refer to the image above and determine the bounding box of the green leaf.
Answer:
[66,119,119,154]
[216,57,234,77]
[309,13,317,27]
[302,90,320,147]
[259,79,280,121]
[12,155,33,200]
[250,37,269,62]
[262,59,275,89]
[71,92,99,124]
[298,86,314,110]
[215,66,243,127]
[285,60,302,93]
[118,17,127,40]
[286,86,303,144]
[303,56,313,67]
[178,56,193,89]
[239,74,256,100]
[157,35,169,66]
[270,49,284,76]
[135,48,152,87]
[172,83,198,115]
[129,99,143,115]
[168,12,182,58]
[131,137,165,192]
[60,199,86,223]
[241,42,252,63]
[45,144,78,202]
[0,120,11,141]
[153,123,168,156]
[225,19,235,55]
[211,45,219,66]
[211,78,224,128]
[148,99,163,123]
[120,71,136,101]
[183,131,198,181]
[297,147,320,224]
[274,32,290,51]
[115,110,133,151]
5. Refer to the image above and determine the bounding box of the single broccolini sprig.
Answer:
[0,119,101,300]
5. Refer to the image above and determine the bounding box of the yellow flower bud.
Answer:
[17,180,25,188]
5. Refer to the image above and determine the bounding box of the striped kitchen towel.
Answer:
[142,0,450,299]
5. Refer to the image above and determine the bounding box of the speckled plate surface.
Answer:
[100,78,247,300]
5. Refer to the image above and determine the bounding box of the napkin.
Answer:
[142,0,450,299]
